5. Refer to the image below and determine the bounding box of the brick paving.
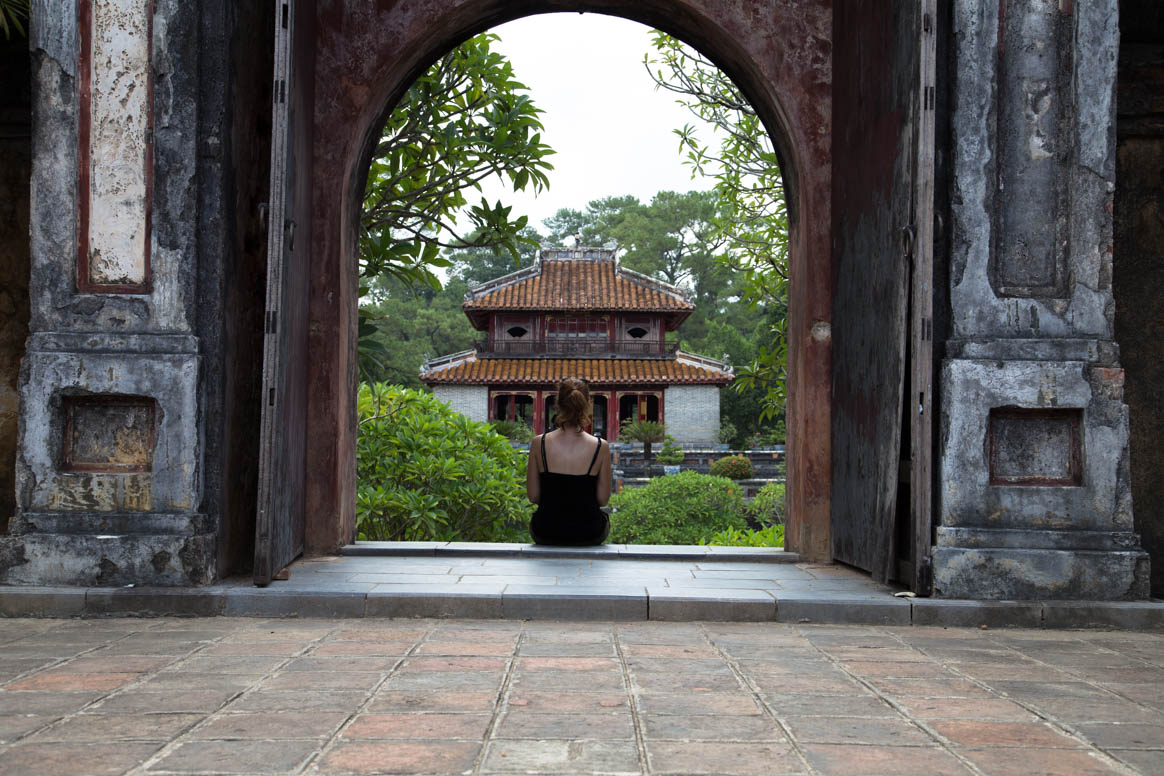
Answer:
[0,618,1160,774]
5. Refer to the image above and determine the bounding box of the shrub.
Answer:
[702,524,784,548]
[608,471,747,545]
[709,454,754,480]
[655,435,684,465]
[745,482,785,527]
[717,421,738,446]
[490,419,533,444]
[357,383,532,542]
[619,419,666,464]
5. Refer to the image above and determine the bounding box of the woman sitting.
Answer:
[526,377,612,545]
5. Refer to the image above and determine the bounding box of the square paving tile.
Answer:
[956,747,1126,776]
[643,713,786,741]
[319,741,482,773]
[0,691,103,715]
[1074,722,1164,749]
[25,712,202,742]
[370,691,498,712]
[148,739,321,774]
[0,742,162,776]
[188,710,349,740]
[509,670,626,693]
[762,692,896,718]
[929,719,1084,748]
[505,691,628,712]
[637,693,761,715]
[784,715,932,746]
[0,714,57,743]
[480,739,639,774]
[494,711,635,739]
[799,744,972,776]
[342,711,492,740]
[895,697,1037,721]
[645,741,805,775]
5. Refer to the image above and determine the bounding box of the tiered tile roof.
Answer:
[420,353,733,387]
[461,248,692,329]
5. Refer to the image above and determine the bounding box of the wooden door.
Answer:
[829,0,936,586]
[254,0,315,586]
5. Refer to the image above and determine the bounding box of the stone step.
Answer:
[340,541,800,563]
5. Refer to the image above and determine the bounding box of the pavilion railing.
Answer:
[475,338,679,357]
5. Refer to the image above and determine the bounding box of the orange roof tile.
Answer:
[463,257,693,314]
[421,354,733,387]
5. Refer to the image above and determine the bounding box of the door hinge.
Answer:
[266,310,278,334]
[923,12,932,33]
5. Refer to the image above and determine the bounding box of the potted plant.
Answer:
[656,435,684,474]
[619,419,667,475]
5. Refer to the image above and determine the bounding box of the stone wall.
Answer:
[934,0,1149,599]
[1115,0,1164,597]
[0,0,214,586]
[663,385,720,446]
[0,35,32,534]
[432,385,488,424]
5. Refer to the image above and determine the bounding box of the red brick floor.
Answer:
[0,618,1160,774]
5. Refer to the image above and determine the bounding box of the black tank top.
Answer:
[529,434,608,546]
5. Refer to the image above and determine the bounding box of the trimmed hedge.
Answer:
[608,471,748,545]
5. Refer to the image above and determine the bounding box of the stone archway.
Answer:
[291,0,834,562]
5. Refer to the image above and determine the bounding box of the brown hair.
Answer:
[555,377,592,430]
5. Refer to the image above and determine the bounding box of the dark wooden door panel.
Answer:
[830,0,934,585]
[255,0,315,586]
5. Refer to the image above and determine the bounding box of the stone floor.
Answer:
[6,545,1162,628]
[0,617,1161,775]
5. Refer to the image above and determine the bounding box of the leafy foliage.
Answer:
[618,419,667,465]
[655,435,684,465]
[709,454,754,480]
[360,32,554,292]
[490,419,533,444]
[608,471,747,545]
[744,482,785,527]
[356,384,531,542]
[702,524,784,548]
[0,0,28,40]
[646,32,788,422]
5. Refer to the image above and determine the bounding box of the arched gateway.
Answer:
[1,0,1150,602]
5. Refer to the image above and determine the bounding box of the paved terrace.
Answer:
[2,544,1163,628]
[0,617,1162,775]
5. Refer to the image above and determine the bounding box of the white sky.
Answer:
[469,13,717,236]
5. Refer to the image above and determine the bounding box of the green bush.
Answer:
[490,419,533,444]
[702,524,784,548]
[608,471,747,545]
[745,482,785,527]
[655,435,684,465]
[709,454,754,480]
[357,383,531,542]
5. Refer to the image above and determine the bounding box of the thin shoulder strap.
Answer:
[586,437,603,475]
[540,433,550,473]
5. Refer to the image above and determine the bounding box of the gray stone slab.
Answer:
[518,544,626,559]
[647,588,776,622]
[344,572,457,584]
[619,545,711,560]
[365,588,503,619]
[774,595,912,625]
[0,586,87,617]
[84,587,224,617]
[909,599,1044,628]
[341,541,443,556]
[1042,601,1164,631]
[502,586,647,620]
[222,588,367,618]
[705,547,801,563]
[439,542,526,556]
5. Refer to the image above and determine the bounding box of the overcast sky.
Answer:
[469,13,717,237]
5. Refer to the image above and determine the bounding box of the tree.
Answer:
[360,32,555,292]
[446,226,543,286]
[619,419,667,469]
[0,0,28,40]
[646,32,789,421]
[543,195,642,246]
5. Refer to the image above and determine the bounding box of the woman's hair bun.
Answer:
[555,377,593,429]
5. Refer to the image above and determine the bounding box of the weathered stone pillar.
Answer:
[0,0,213,586]
[935,0,1149,598]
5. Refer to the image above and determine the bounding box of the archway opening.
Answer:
[350,13,794,548]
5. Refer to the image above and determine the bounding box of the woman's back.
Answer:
[529,431,610,546]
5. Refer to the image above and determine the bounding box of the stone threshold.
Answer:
[342,541,801,562]
[0,541,1161,630]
